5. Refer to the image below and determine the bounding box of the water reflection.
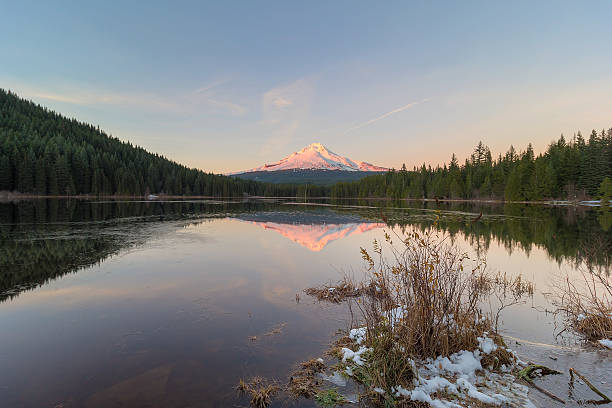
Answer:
[0,199,610,407]
[2,199,610,304]
[235,212,385,251]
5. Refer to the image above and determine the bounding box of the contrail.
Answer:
[344,98,429,134]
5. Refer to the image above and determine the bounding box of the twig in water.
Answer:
[569,367,611,403]
[517,364,565,404]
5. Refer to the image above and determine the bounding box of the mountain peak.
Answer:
[232,143,388,174]
[306,142,325,149]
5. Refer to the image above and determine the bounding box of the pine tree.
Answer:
[35,159,47,194]
[599,177,612,208]
[0,154,12,191]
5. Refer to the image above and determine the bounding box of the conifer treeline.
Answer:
[332,134,612,201]
[2,88,610,201]
[0,89,328,197]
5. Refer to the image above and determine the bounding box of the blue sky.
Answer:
[2,1,612,173]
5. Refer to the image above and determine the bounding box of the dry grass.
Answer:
[326,335,353,360]
[487,272,534,332]
[356,228,494,360]
[236,377,280,408]
[550,243,612,343]
[263,322,287,337]
[305,277,391,304]
[480,334,515,371]
[287,358,325,399]
[574,313,612,342]
[305,278,364,303]
[329,224,533,396]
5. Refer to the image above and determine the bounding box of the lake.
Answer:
[0,199,610,407]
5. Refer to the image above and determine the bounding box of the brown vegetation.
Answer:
[551,242,612,343]
[287,358,326,399]
[236,377,280,408]
[356,228,495,359]
[479,334,514,370]
[321,223,534,405]
[305,277,389,303]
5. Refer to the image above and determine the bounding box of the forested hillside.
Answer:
[0,89,328,197]
[2,88,610,201]
[332,133,612,201]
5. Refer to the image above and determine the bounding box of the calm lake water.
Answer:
[0,199,610,407]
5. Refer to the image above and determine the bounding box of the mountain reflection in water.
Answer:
[235,212,385,251]
[0,199,611,407]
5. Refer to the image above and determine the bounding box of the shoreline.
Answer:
[0,191,604,207]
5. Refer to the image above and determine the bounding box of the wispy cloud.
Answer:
[344,99,429,134]
[193,78,231,94]
[7,78,247,116]
[272,96,292,108]
[204,98,247,116]
[24,87,178,111]
[189,78,247,116]
[259,78,314,155]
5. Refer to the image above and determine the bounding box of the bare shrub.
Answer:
[550,244,612,342]
[357,228,493,359]
[342,224,534,395]
[486,272,534,332]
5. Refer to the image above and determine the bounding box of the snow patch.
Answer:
[478,334,498,354]
[320,371,347,387]
[341,346,371,366]
[343,332,532,407]
[349,327,366,345]
[599,339,612,349]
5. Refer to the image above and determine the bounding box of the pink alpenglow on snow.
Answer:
[234,143,388,174]
[245,221,386,252]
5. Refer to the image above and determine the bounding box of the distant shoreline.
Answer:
[0,191,605,207]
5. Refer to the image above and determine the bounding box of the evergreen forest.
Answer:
[332,135,612,201]
[2,88,610,202]
[0,89,327,197]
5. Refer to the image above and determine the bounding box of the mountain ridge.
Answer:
[231,142,388,174]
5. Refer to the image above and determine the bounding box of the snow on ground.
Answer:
[319,370,347,387]
[348,327,366,345]
[341,345,372,366]
[599,339,612,349]
[341,328,534,407]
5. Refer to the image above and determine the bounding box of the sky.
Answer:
[2,1,612,173]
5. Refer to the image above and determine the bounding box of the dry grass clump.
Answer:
[305,278,364,303]
[334,225,534,399]
[326,335,353,360]
[236,377,280,408]
[550,245,612,343]
[301,358,325,372]
[357,327,418,391]
[480,334,514,371]
[305,276,392,304]
[357,228,495,360]
[287,358,325,399]
[573,312,612,342]
[263,322,287,337]
[305,278,360,303]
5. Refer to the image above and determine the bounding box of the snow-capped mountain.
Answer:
[233,143,387,173]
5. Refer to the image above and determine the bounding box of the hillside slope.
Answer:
[0,89,304,197]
